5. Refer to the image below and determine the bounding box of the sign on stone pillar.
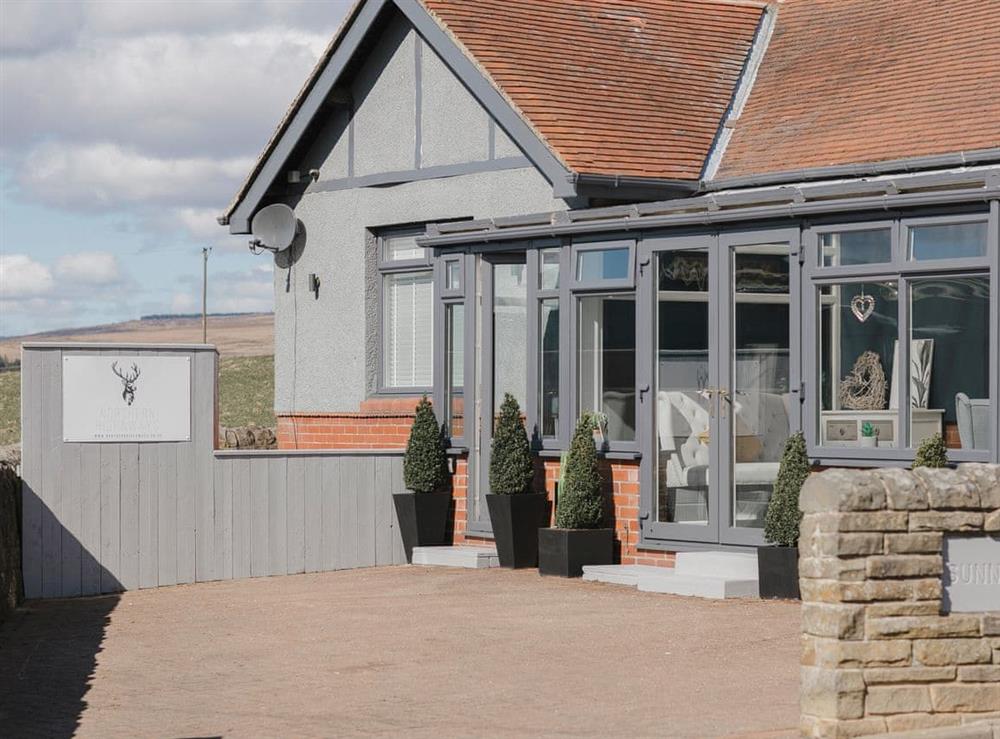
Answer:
[942,535,1000,613]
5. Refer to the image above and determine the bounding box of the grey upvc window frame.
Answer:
[376,224,435,396]
[803,207,998,464]
[568,235,641,455]
[526,241,571,451]
[432,251,475,450]
[441,255,464,298]
[569,238,637,291]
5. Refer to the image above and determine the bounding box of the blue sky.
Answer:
[0,0,353,336]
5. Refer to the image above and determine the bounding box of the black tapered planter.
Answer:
[757,545,800,600]
[538,528,613,578]
[392,491,452,564]
[486,493,549,568]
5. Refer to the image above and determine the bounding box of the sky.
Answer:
[0,0,353,336]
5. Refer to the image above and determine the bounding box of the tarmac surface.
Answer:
[0,565,800,738]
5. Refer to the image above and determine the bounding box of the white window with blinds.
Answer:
[382,270,433,388]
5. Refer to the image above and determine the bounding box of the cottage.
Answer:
[221,0,1000,559]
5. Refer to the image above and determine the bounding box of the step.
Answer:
[674,551,758,580]
[637,570,759,599]
[582,564,666,586]
[411,545,499,569]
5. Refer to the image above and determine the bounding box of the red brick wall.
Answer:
[277,397,422,450]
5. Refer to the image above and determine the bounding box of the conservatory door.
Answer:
[645,228,799,547]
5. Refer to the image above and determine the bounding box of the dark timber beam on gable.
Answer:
[224,0,578,234]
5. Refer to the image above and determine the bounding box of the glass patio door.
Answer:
[468,252,528,535]
[644,229,799,547]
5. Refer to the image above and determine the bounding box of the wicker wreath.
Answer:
[839,350,887,411]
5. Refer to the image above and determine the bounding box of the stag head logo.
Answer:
[111,361,141,406]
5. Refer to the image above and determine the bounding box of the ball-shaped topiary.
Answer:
[488,393,534,495]
[913,433,948,469]
[403,396,449,494]
[556,414,605,529]
[764,432,810,547]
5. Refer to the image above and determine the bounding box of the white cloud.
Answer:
[18,142,253,210]
[0,254,54,297]
[55,251,122,284]
[171,291,199,314]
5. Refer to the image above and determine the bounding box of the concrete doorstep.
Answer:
[411,545,499,569]
[584,551,760,599]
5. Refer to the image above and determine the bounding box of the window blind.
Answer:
[383,271,433,387]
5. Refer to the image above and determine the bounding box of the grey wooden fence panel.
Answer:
[119,443,140,590]
[20,348,42,599]
[233,456,251,579]
[268,457,287,576]
[138,444,158,589]
[80,444,102,595]
[157,443,177,587]
[100,444,122,593]
[286,457,305,575]
[321,456,341,571]
[40,350,63,599]
[356,458,376,568]
[249,457,270,577]
[194,352,216,583]
[374,456,393,566]
[21,346,407,599]
[303,459,322,572]
[391,461,406,565]
[338,460,359,570]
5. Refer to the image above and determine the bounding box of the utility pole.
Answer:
[202,247,211,344]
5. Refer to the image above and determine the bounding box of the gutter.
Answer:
[703,147,1000,192]
[567,172,698,194]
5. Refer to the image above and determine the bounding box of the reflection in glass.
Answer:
[820,229,892,267]
[909,222,987,260]
[493,262,527,412]
[819,281,899,447]
[909,276,991,450]
[655,250,710,525]
[578,294,635,442]
[446,260,461,291]
[539,299,559,438]
[731,245,791,528]
[540,248,560,290]
[445,303,464,440]
[576,247,630,282]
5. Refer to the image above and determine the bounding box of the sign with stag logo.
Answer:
[62,355,191,442]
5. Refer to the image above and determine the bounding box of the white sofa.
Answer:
[656,390,791,522]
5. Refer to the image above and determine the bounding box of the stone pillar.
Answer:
[799,465,1000,737]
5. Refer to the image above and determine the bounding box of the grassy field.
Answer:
[0,355,276,446]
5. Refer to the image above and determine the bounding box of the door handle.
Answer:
[638,384,650,403]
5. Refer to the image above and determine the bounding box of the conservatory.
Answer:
[422,168,1000,550]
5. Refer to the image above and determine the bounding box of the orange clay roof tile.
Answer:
[421,0,765,181]
[715,0,1000,180]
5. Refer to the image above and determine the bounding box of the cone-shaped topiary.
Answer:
[764,432,810,547]
[556,414,605,529]
[488,393,534,495]
[403,395,449,494]
[913,433,948,469]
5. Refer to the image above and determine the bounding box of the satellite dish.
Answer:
[250,203,297,253]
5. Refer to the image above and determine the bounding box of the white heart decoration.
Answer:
[851,294,875,323]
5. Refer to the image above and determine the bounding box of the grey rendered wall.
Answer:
[20,345,408,600]
[273,12,572,414]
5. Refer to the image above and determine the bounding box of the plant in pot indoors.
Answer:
[758,431,810,599]
[393,395,452,563]
[859,421,878,448]
[538,414,613,577]
[486,393,548,568]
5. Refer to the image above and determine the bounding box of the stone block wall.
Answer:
[800,465,1000,737]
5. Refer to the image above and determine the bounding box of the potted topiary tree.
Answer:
[538,414,613,577]
[913,433,948,468]
[758,431,810,599]
[393,395,451,563]
[486,393,548,568]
